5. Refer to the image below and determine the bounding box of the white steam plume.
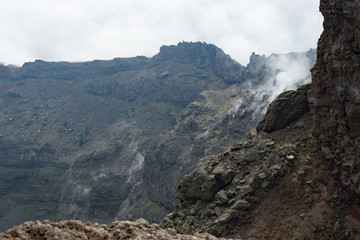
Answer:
[127,152,145,183]
[229,50,315,122]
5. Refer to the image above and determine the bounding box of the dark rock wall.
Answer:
[309,0,360,194]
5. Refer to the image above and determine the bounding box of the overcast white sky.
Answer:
[0,0,323,66]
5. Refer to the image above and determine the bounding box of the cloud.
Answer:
[0,0,322,65]
[266,53,314,101]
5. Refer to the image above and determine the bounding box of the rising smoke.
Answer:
[127,152,145,183]
[228,50,315,122]
[265,51,314,102]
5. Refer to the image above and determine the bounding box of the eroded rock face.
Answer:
[0,219,232,240]
[309,0,360,194]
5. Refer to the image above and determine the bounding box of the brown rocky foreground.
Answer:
[0,218,236,240]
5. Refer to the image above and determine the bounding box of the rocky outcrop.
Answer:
[162,110,312,237]
[162,102,360,239]
[309,0,360,195]
[257,84,310,133]
[153,42,244,84]
[0,219,232,240]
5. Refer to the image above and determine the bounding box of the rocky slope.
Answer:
[309,0,360,196]
[118,49,315,222]
[2,0,360,238]
[0,42,243,231]
[162,0,360,238]
[0,42,315,231]
[162,83,360,239]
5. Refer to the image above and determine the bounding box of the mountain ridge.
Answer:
[0,42,315,232]
[2,0,360,238]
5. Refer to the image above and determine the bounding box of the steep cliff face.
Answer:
[309,0,360,195]
[153,42,244,84]
[0,42,317,231]
[0,42,243,231]
[4,0,360,238]
[134,50,315,222]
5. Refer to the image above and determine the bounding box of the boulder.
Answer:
[176,168,223,202]
[257,84,310,133]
